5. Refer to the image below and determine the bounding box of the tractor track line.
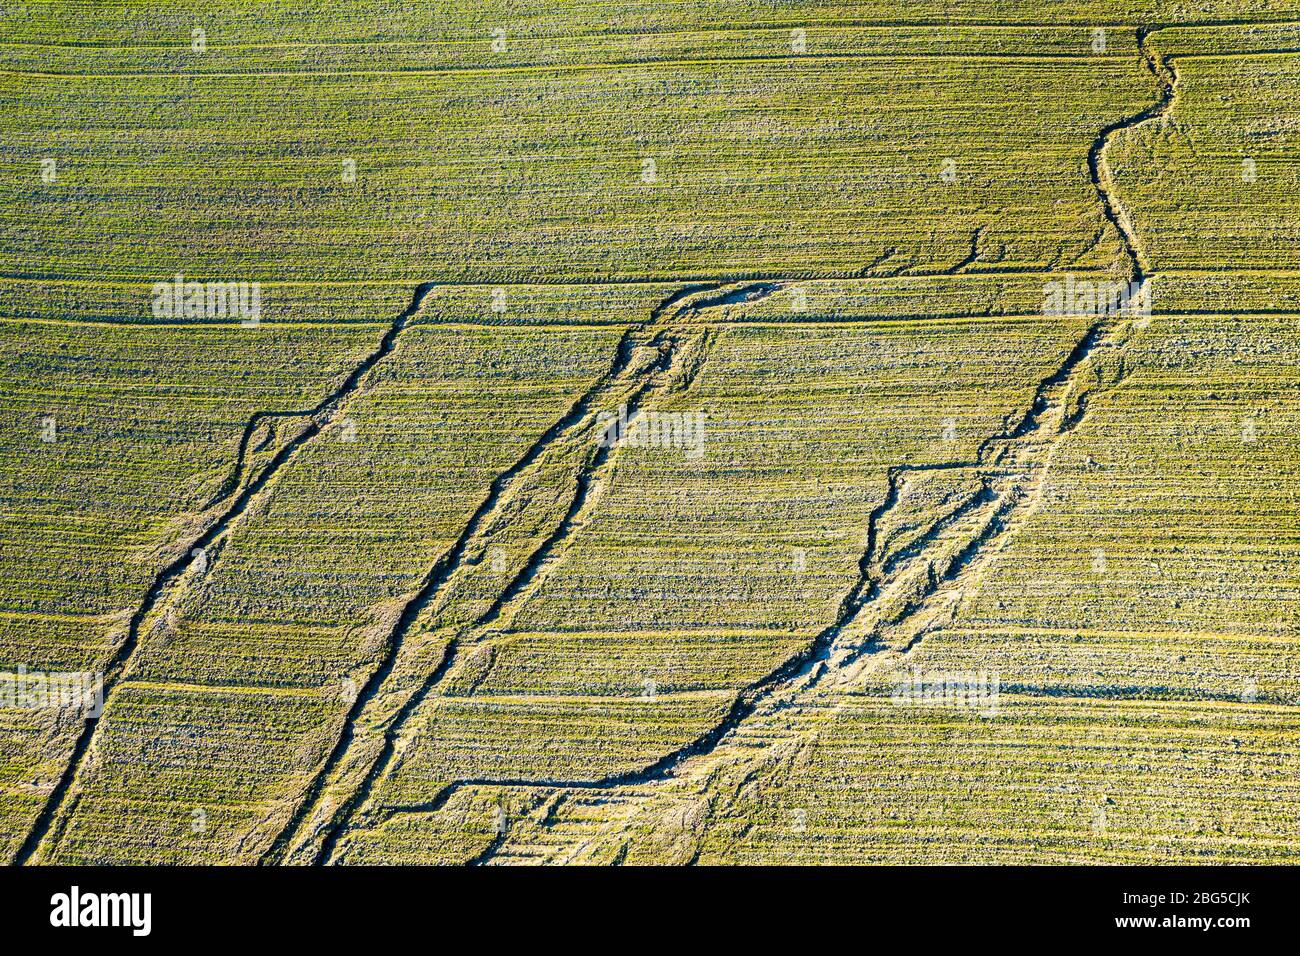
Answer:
[5,17,1299,54]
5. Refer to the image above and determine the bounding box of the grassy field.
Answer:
[2,57,1150,283]
[2,3,1298,865]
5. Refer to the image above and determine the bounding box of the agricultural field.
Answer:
[0,0,1298,869]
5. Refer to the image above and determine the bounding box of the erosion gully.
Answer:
[263,280,782,864]
[21,27,1178,866]
[14,281,440,865]
[354,28,1178,865]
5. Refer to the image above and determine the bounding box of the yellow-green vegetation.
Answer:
[0,318,386,858]
[485,296,1300,866]
[905,308,1300,701]
[1109,43,1300,272]
[23,321,627,863]
[491,697,1300,864]
[2,3,1299,866]
[2,54,1149,282]
[325,294,1098,864]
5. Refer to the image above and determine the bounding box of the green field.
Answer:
[2,2,1298,866]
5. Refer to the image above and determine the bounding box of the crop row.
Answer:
[502,695,1300,864]
[2,57,1150,284]
[2,0,1286,48]
[31,322,625,863]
